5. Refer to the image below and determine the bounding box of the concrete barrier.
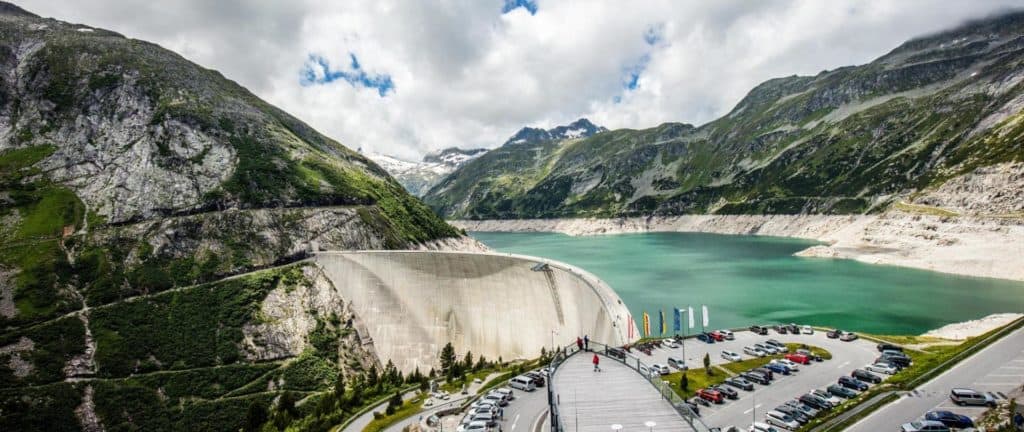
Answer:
[314,251,637,374]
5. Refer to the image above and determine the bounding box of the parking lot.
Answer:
[624,329,882,429]
[438,374,549,432]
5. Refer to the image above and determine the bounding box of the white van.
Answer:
[510,375,536,392]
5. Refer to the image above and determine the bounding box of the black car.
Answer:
[607,347,626,360]
[753,367,774,380]
[827,384,858,399]
[724,377,754,391]
[749,325,768,335]
[525,372,546,387]
[851,369,882,384]
[741,371,770,385]
[799,393,832,410]
[838,376,869,391]
[877,343,903,352]
[876,355,909,369]
[786,323,800,334]
[924,410,973,429]
[772,324,789,334]
[711,384,739,400]
[680,400,700,416]
[826,329,841,339]
[696,333,715,343]
[691,396,711,407]
[774,405,810,424]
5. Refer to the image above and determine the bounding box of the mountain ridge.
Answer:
[424,11,1024,220]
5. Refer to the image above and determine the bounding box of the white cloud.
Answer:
[16,0,1024,160]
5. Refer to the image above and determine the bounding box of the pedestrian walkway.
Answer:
[552,354,692,432]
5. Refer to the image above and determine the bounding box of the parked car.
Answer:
[724,376,754,391]
[924,410,974,429]
[839,331,858,341]
[456,420,490,432]
[525,371,546,386]
[852,369,883,384]
[696,388,723,404]
[697,333,714,343]
[949,388,996,407]
[750,325,769,335]
[826,329,841,339]
[681,399,700,415]
[866,363,898,375]
[741,371,770,385]
[755,343,780,355]
[773,405,810,424]
[785,353,810,365]
[469,411,498,427]
[750,422,780,432]
[796,348,823,362]
[691,395,711,407]
[744,346,767,357]
[766,410,801,430]
[668,356,688,370]
[721,350,742,362]
[786,323,801,334]
[811,389,843,406]
[765,339,786,349]
[783,400,820,418]
[709,331,724,341]
[650,363,670,375]
[753,367,775,380]
[827,384,858,399]
[495,387,515,401]
[510,375,535,391]
[772,324,789,334]
[607,347,627,360]
[877,343,904,352]
[900,420,950,432]
[765,361,791,375]
[778,358,801,371]
[877,355,910,369]
[483,392,508,407]
[719,329,735,340]
[838,376,869,391]
[799,393,833,410]
[801,325,814,335]
[711,384,738,400]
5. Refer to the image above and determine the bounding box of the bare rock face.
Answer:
[914,162,1024,215]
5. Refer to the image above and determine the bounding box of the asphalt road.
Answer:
[847,325,1024,432]
[627,330,881,430]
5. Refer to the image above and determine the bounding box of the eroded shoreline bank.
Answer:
[452,212,1024,282]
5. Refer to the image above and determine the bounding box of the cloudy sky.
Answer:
[17,0,1024,160]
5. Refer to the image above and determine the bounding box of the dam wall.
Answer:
[314,251,637,374]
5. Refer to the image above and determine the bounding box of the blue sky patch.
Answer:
[502,0,538,15]
[644,24,665,46]
[622,53,650,91]
[300,53,394,96]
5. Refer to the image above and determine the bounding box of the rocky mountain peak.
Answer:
[503,118,606,146]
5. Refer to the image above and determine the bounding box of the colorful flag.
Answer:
[688,306,695,329]
[659,309,667,336]
[702,305,710,327]
[642,312,651,338]
[627,314,633,339]
[673,307,681,332]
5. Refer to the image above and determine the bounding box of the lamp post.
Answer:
[644,420,656,432]
[610,424,622,432]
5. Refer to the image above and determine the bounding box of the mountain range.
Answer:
[368,147,486,196]
[424,13,1024,220]
[0,3,458,431]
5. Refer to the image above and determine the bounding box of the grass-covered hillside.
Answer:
[0,3,458,431]
[425,12,1024,219]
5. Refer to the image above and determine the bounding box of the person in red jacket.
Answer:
[576,337,583,351]
[592,354,601,372]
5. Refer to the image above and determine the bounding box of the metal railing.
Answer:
[547,340,713,432]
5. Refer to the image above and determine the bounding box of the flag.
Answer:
[642,312,651,338]
[659,310,666,336]
[627,314,633,339]
[688,306,695,329]
[673,307,681,332]
[702,305,710,327]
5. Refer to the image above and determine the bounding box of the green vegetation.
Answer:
[664,369,727,399]
[362,395,426,432]
[0,316,86,387]
[0,382,82,432]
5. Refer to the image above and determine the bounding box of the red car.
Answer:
[785,353,810,365]
[709,331,724,341]
[696,388,723,403]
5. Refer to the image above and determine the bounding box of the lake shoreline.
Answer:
[453,213,1024,282]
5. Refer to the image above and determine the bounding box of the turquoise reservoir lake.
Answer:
[471,231,1024,335]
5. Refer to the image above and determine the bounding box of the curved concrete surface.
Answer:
[314,251,638,373]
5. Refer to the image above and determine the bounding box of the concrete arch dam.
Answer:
[314,251,637,374]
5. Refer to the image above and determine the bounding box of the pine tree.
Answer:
[367,365,380,389]
[463,351,474,372]
[440,342,456,374]
[244,400,268,432]
[679,371,688,390]
[386,390,403,415]
[703,353,712,376]
[334,373,346,399]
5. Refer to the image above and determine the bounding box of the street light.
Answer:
[610,424,622,432]
[644,420,656,432]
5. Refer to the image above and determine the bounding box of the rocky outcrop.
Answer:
[913,162,1024,215]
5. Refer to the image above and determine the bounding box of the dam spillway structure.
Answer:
[314,251,637,374]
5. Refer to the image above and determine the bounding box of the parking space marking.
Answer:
[510,413,520,431]
[836,361,850,369]
[985,373,1024,377]
[742,404,762,415]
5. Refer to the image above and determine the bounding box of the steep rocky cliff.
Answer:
[425,13,1024,219]
[0,3,459,431]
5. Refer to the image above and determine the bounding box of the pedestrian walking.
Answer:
[592,353,601,372]
[584,335,589,351]
[1013,411,1023,430]
[576,336,583,351]
[499,407,504,420]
